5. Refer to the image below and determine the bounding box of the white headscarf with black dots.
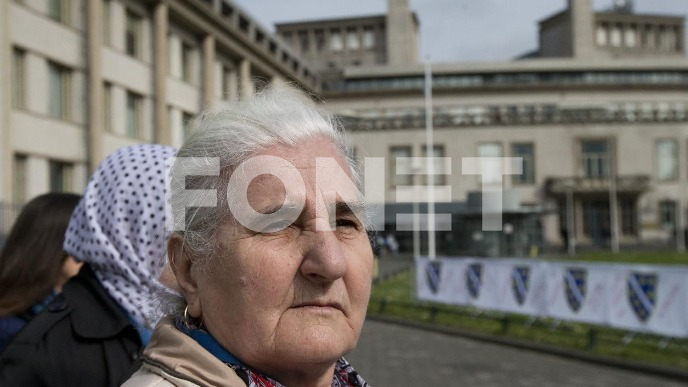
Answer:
[64,144,177,329]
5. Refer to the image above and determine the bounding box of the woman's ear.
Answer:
[168,233,202,318]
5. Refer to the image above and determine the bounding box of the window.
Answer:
[314,29,325,52]
[363,28,375,49]
[12,48,25,108]
[610,26,622,47]
[49,160,73,192]
[656,139,677,181]
[478,142,502,185]
[181,43,194,83]
[581,140,609,179]
[102,0,110,45]
[125,10,142,58]
[624,26,636,48]
[103,82,112,131]
[596,25,607,46]
[659,200,677,230]
[48,61,70,120]
[621,199,637,236]
[330,29,343,51]
[390,146,412,186]
[221,64,237,100]
[182,112,194,140]
[126,91,143,138]
[347,28,359,50]
[422,145,446,185]
[511,143,535,185]
[298,31,309,53]
[47,0,68,23]
[13,155,27,204]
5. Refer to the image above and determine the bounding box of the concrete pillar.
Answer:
[86,0,104,174]
[1,0,11,202]
[386,0,418,65]
[154,3,170,145]
[568,0,595,59]
[202,34,215,108]
[239,59,253,98]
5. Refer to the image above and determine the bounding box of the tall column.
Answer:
[154,3,170,145]
[239,59,253,98]
[386,0,418,65]
[87,0,104,174]
[0,0,11,201]
[568,0,595,59]
[202,34,216,108]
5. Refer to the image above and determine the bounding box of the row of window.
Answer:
[12,155,73,204]
[388,143,537,187]
[284,27,378,54]
[12,48,71,120]
[328,71,688,92]
[595,22,682,52]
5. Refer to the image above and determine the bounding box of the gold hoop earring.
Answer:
[183,305,192,329]
[183,305,203,330]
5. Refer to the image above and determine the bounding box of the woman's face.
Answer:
[180,136,373,378]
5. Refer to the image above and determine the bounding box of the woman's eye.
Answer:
[336,219,359,229]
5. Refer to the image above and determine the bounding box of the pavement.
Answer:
[346,319,688,387]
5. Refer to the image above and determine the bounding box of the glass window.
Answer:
[48,61,70,120]
[330,30,343,51]
[625,26,636,48]
[182,112,194,140]
[363,28,375,49]
[347,28,359,50]
[181,43,194,83]
[126,91,143,138]
[103,82,112,131]
[314,29,325,52]
[511,143,535,185]
[610,26,622,47]
[49,160,73,192]
[596,25,607,46]
[477,142,502,184]
[47,0,67,23]
[659,200,677,230]
[298,31,309,53]
[13,155,27,204]
[390,146,412,186]
[125,10,142,58]
[656,139,678,181]
[12,48,25,108]
[621,199,637,236]
[422,145,446,185]
[581,140,609,179]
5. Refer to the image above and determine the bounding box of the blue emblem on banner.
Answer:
[425,261,442,294]
[511,266,530,305]
[627,272,657,322]
[564,268,587,312]
[466,263,482,299]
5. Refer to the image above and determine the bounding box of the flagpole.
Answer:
[609,146,619,253]
[424,59,436,260]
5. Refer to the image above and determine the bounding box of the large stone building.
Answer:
[0,0,318,233]
[277,0,688,253]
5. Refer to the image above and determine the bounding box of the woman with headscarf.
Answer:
[0,144,177,387]
[0,192,81,353]
[124,86,372,387]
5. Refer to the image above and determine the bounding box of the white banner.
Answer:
[416,257,688,338]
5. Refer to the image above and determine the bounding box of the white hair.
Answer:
[169,85,362,260]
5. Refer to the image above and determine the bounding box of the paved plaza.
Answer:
[347,319,687,387]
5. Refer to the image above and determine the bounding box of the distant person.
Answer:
[0,144,177,387]
[0,193,81,353]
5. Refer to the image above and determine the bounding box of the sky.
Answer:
[232,0,688,63]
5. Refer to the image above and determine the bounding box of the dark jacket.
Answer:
[0,264,143,386]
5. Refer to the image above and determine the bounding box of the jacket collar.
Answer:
[63,264,136,340]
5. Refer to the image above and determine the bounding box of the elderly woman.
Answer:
[124,87,372,387]
[0,145,177,386]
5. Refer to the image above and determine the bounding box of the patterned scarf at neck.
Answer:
[230,358,369,387]
[178,320,370,387]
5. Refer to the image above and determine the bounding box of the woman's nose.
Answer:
[299,229,347,283]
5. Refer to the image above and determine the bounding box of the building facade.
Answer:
[278,0,688,252]
[0,0,318,233]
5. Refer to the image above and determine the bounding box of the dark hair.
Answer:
[0,193,81,315]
